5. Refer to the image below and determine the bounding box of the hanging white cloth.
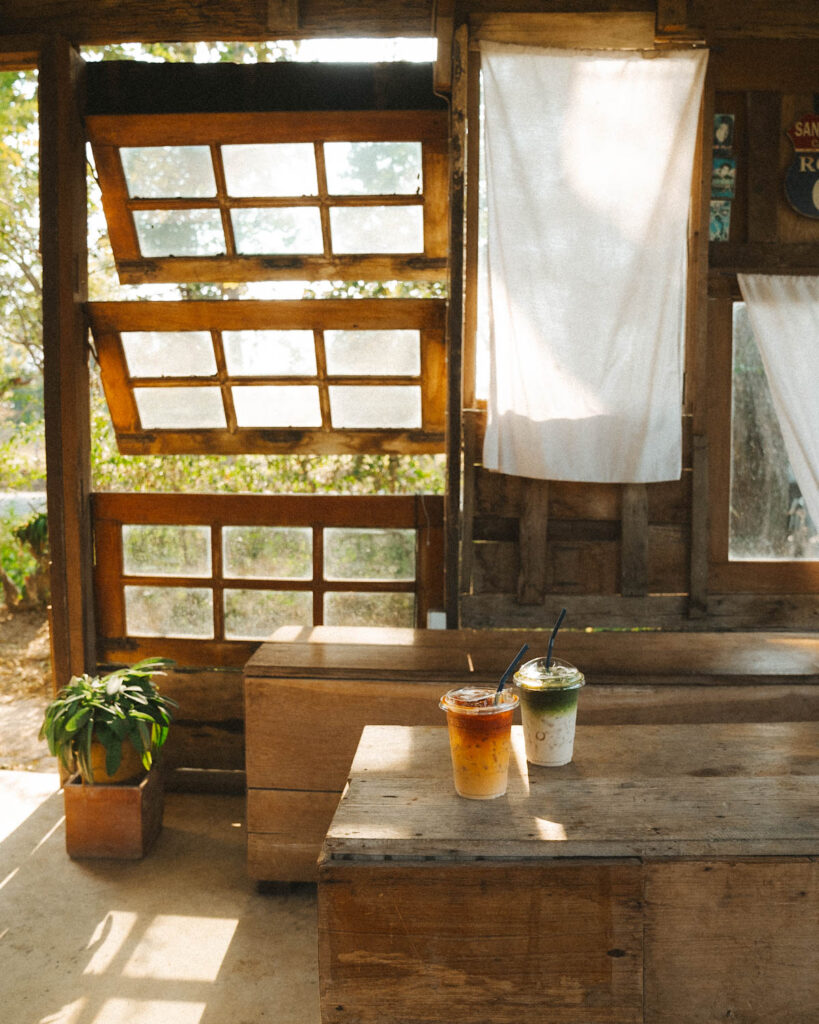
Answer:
[737,274,819,530]
[481,43,707,482]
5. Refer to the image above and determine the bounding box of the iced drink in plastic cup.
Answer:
[439,686,519,799]
[514,657,585,766]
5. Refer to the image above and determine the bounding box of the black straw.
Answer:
[494,643,529,703]
[545,608,567,669]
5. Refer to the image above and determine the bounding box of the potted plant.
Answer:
[39,657,178,858]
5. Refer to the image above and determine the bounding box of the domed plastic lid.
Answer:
[439,686,519,714]
[513,657,584,690]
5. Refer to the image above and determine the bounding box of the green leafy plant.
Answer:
[39,658,177,783]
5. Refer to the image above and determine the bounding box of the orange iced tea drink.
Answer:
[439,687,519,799]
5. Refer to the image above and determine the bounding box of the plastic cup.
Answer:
[514,657,585,766]
[439,686,519,799]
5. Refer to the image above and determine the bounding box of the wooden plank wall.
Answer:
[459,29,819,632]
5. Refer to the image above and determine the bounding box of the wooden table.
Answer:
[244,626,819,880]
[318,722,818,1024]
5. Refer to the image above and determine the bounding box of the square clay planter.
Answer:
[63,768,164,859]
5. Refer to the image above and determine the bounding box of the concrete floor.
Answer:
[0,771,320,1024]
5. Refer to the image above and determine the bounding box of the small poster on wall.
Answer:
[785,112,819,219]
[713,114,735,154]
[711,157,736,199]
[709,200,731,241]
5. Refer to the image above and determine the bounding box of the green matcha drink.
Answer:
[513,657,585,766]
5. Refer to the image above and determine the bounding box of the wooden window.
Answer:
[86,110,449,284]
[93,492,444,666]
[87,299,446,454]
[708,296,819,593]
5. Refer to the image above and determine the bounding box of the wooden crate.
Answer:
[63,769,164,859]
[318,724,819,1024]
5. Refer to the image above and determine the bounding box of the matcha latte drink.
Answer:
[514,657,585,766]
[439,687,519,799]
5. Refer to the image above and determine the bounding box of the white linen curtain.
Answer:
[481,43,707,482]
[736,274,819,530]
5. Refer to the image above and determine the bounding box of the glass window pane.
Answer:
[324,528,415,581]
[222,330,316,376]
[223,526,312,580]
[324,329,420,376]
[329,385,421,429]
[125,585,213,638]
[222,143,318,197]
[324,591,415,628]
[232,385,321,427]
[123,525,211,577]
[122,331,217,378]
[729,303,819,559]
[133,209,225,257]
[121,146,216,199]
[329,206,423,254]
[134,387,226,429]
[231,208,323,255]
[224,589,313,640]
[323,142,422,195]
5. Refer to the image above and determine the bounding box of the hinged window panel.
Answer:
[87,299,447,455]
[86,110,449,283]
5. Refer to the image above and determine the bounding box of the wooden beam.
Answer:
[708,242,819,274]
[433,0,456,94]
[0,35,40,68]
[0,0,435,44]
[267,0,299,34]
[516,479,549,605]
[621,485,648,598]
[40,37,95,684]
[656,0,690,36]
[710,39,819,92]
[469,12,656,49]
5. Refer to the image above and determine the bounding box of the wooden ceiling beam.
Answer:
[0,0,435,45]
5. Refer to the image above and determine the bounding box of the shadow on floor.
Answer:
[0,773,320,1024]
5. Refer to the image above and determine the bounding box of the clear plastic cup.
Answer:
[439,686,519,799]
[514,657,585,766]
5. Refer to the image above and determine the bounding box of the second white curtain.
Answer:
[737,274,819,530]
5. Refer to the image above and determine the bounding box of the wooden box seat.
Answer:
[243,626,819,881]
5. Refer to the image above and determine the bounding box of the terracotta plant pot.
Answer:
[85,740,144,785]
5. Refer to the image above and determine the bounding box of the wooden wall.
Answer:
[1,4,817,784]
[458,25,819,632]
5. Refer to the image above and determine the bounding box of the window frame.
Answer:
[707,293,819,593]
[93,491,445,666]
[86,109,449,283]
[87,298,447,455]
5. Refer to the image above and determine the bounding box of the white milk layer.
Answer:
[520,704,578,766]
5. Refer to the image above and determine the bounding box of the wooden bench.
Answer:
[243,626,819,881]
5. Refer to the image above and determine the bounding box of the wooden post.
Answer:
[444,24,468,628]
[687,64,715,618]
[747,91,781,243]
[40,36,96,684]
[460,43,482,601]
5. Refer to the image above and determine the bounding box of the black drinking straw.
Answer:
[494,642,529,703]
[545,607,567,669]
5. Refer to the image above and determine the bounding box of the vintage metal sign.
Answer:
[785,112,819,219]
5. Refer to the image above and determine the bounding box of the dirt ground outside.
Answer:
[0,606,56,772]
